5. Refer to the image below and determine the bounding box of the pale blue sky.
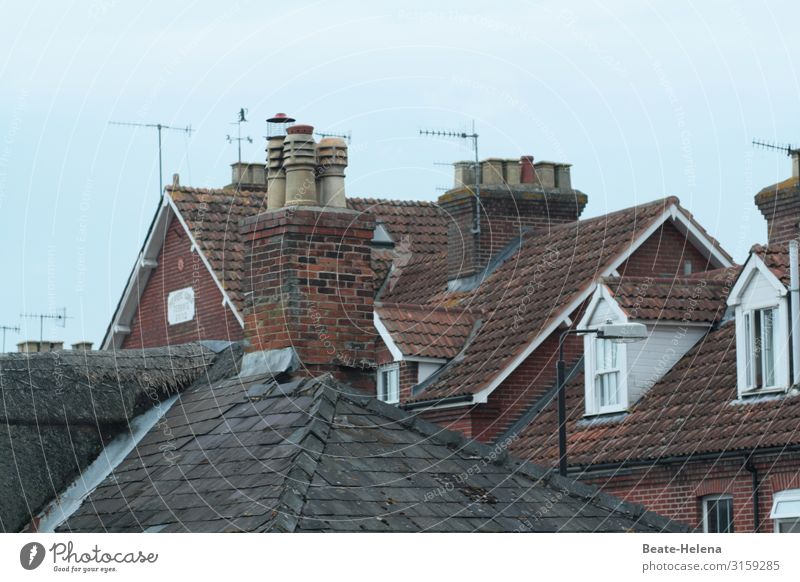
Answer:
[1,0,798,347]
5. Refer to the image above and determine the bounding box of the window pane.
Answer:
[754,311,763,387]
[388,369,399,402]
[744,312,753,387]
[762,309,775,386]
[777,518,800,533]
[705,497,733,533]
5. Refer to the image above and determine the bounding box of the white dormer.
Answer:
[727,254,790,396]
[579,282,710,416]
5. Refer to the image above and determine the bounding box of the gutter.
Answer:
[569,444,800,475]
[401,393,474,411]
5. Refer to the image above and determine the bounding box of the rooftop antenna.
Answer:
[315,130,352,144]
[420,122,481,234]
[0,324,20,353]
[752,139,798,157]
[227,107,253,165]
[20,308,73,347]
[109,120,194,198]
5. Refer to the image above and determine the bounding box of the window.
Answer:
[770,489,800,533]
[743,307,777,390]
[377,364,399,404]
[593,338,622,412]
[702,495,734,533]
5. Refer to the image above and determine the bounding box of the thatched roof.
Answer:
[1,342,238,532]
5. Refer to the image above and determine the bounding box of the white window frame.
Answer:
[770,489,800,533]
[584,333,628,416]
[735,299,788,396]
[377,363,400,404]
[702,494,734,533]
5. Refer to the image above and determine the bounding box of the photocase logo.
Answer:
[20,542,46,570]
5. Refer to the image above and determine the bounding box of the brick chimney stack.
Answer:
[439,155,588,285]
[241,121,375,387]
[755,150,800,244]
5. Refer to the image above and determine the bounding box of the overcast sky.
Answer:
[1,0,799,347]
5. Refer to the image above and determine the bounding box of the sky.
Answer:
[0,0,799,348]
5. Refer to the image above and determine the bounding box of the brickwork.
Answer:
[122,216,244,349]
[239,207,376,385]
[755,183,800,244]
[438,187,588,281]
[617,222,713,277]
[585,453,800,532]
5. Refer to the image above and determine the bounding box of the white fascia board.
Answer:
[101,201,173,349]
[374,311,404,362]
[165,195,245,328]
[34,394,180,532]
[577,283,628,329]
[727,253,787,306]
[470,205,679,405]
[670,206,733,269]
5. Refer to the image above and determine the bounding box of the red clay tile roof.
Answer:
[167,187,448,313]
[347,198,448,257]
[409,197,683,402]
[604,271,734,324]
[752,241,791,286]
[509,319,800,467]
[375,303,478,360]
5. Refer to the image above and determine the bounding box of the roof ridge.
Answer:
[261,376,340,533]
[349,197,439,207]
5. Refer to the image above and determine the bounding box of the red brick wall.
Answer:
[420,406,478,438]
[439,189,588,281]
[584,453,800,532]
[618,222,713,278]
[754,186,800,245]
[122,216,244,349]
[471,328,584,442]
[240,207,376,386]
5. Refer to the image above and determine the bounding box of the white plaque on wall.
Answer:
[167,287,195,325]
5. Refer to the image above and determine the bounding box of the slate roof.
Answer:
[0,343,224,533]
[508,314,800,469]
[409,197,713,402]
[602,271,733,324]
[376,303,479,360]
[167,187,450,313]
[57,371,683,532]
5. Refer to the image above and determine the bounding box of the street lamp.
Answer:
[556,320,647,476]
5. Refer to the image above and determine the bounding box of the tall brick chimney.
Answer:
[439,155,588,285]
[241,123,376,387]
[755,150,800,244]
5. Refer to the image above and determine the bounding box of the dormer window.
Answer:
[377,364,400,404]
[593,338,622,411]
[728,252,791,397]
[585,334,629,416]
[742,307,777,390]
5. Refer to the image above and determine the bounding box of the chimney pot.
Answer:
[287,124,314,135]
[520,156,536,184]
[316,137,348,208]
[283,125,319,206]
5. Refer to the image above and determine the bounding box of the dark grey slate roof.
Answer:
[58,372,684,533]
[0,343,228,532]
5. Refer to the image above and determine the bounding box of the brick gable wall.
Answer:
[121,216,244,349]
[617,221,713,277]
